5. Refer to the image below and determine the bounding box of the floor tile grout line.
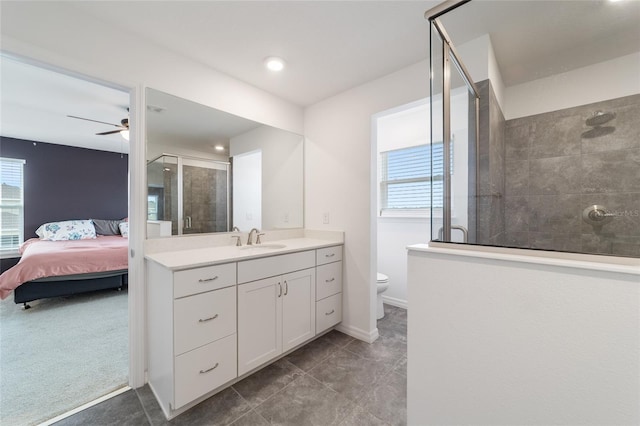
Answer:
[245,368,307,414]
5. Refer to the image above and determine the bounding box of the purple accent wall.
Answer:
[1,137,128,244]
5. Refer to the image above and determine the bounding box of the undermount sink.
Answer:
[240,243,287,251]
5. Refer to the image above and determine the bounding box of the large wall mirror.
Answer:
[145,88,304,238]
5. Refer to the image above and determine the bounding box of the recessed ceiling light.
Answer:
[264,56,285,72]
[215,145,225,151]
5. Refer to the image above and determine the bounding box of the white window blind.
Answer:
[379,143,452,213]
[0,158,26,251]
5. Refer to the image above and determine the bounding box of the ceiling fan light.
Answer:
[121,130,130,141]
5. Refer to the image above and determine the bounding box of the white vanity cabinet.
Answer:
[147,261,238,415]
[237,251,316,376]
[315,245,343,333]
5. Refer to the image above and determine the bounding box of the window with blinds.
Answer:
[379,143,452,214]
[1,158,26,252]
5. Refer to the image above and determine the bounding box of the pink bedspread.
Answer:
[0,236,128,300]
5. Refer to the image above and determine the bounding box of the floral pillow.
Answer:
[119,221,129,238]
[36,220,97,241]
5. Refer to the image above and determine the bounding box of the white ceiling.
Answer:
[1,0,638,153]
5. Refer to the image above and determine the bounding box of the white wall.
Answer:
[230,126,304,230]
[0,2,303,134]
[304,60,429,340]
[232,150,262,231]
[408,246,640,425]
[505,52,640,120]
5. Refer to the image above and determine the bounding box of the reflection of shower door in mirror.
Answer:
[182,158,229,234]
[147,154,229,236]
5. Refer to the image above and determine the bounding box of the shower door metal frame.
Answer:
[427,3,480,242]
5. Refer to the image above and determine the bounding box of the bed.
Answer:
[0,235,128,308]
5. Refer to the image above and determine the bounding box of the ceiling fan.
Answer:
[67,115,130,140]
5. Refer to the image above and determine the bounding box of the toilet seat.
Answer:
[377,273,389,283]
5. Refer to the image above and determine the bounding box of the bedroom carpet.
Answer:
[0,288,128,426]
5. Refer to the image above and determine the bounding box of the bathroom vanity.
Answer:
[145,235,343,419]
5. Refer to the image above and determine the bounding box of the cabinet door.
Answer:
[282,268,316,352]
[237,276,282,376]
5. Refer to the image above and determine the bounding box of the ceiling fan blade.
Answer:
[67,115,121,127]
[96,129,125,136]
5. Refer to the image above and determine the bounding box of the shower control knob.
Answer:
[582,205,613,226]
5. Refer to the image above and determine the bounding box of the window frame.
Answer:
[0,157,26,256]
[378,142,452,218]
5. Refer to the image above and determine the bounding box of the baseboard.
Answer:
[336,323,379,343]
[382,295,407,309]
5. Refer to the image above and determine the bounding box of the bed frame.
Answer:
[14,270,128,309]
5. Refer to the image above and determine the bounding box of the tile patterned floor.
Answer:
[55,305,407,426]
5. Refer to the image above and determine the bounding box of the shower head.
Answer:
[581,126,615,139]
[585,111,616,126]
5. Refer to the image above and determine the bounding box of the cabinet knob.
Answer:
[198,314,219,323]
[198,276,219,283]
[199,362,219,374]
[325,309,335,316]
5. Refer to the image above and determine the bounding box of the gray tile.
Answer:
[504,231,530,249]
[393,357,407,378]
[529,114,582,159]
[343,335,405,364]
[382,305,407,326]
[529,156,581,195]
[528,194,582,234]
[256,375,355,426]
[322,329,355,348]
[136,385,167,426]
[308,349,392,403]
[54,390,149,426]
[232,358,304,407]
[358,372,407,426]
[529,232,582,253]
[505,121,532,160]
[162,387,251,426]
[338,405,391,426]
[284,333,340,372]
[505,196,530,233]
[581,149,640,194]
[504,159,529,196]
[376,319,407,346]
[229,410,269,426]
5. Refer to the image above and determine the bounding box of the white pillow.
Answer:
[119,221,129,238]
[37,220,96,241]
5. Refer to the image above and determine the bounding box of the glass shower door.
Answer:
[430,19,479,243]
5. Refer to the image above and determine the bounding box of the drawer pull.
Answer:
[325,278,335,283]
[199,362,219,374]
[198,314,219,323]
[325,253,335,258]
[198,276,219,283]
[325,309,335,316]
[278,282,282,298]
[284,281,289,296]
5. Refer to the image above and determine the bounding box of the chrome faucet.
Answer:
[247,228,260,245]
[232,226,240,232]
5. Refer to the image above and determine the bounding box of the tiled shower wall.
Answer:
[503,94,640,257]
[476,79,506,246]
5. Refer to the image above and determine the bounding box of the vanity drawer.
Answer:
[316,245,342,266]
[174,286,236,355]
[174,263,236,298]
[316,293,342,334]
[174,333,237,410]
[237,250,315,284]
[316,261,342,301]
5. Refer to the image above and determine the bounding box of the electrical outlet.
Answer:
[323,212,330,224]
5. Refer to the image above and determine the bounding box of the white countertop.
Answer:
[145,237,342,271]
[408,242,640,276]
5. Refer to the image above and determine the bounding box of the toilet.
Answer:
[376,273,389,320]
